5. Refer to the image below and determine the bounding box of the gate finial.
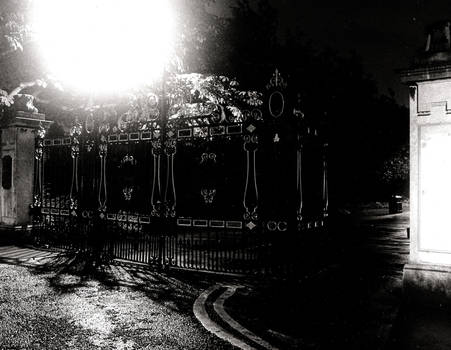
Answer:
[266,68,287,90]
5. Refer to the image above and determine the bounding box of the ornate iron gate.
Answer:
[31,70,328,274]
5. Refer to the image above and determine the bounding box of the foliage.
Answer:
[0,0,252,113]
[0,0,50,111]
[221,0,410,204]
[0,0,30,56]
[378,145,409,194]
[30,0,263,117]
[166,73,262,118]
[170,0,230,74]
[0,0,410,205]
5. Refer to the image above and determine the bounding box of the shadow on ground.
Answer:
[386,303,451,350]
[0,206,409,349]
[0,244,227,315]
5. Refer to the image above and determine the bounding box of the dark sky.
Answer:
[209,0,451,105]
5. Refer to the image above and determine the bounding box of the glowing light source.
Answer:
[31,0,174,93]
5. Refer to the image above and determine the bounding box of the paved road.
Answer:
[0,245,67,266]
[223,209,411,350]
[350,210,410,279]
[0,210,411,350]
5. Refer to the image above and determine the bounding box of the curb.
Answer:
[213,286,279,350]
[193,284,257,350]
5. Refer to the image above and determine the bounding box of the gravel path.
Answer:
[0,259,234,350]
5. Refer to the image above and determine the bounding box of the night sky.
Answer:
[209,0,451,106]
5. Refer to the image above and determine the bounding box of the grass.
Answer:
[0,258,234,350]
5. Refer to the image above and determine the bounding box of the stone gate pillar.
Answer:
[0,111,50,228]
[401,21,451,305]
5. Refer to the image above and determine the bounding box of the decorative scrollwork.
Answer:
[99,143,107,157]
[35,130,45,161]
[201,189,216,204]
[70,120,81,164]
[199,102,216,116]
[141,92,160,122]
[267,221,288,231]
[71,143,80,159]
[146,92,159,108]
[32,194,41,208]
[148,107,160,120]
[34,146,43,161]
[98,130,108,212]
[242,109,262,122]
[244,208,258,221]
[151,139,162,217]
[243,134,258,226]
[70,198,78,211]
[293,93,304,119]
[31,123,46,209]
[81,210,92,219]
[85,112,95,133]
[151,140,162,154]
[36,123,46,139]
[118,113,129,132]
[85,140,94,152]
[209,104,225,123]
[266,68,287,90]
[200,152,216,164]
[193,127,209,138]
[151,203,161,217]
[293,108,304,119]
[98,111,110,134]
[163,138,177,218]
[243,135,258,150]
[70,120,82,137]
[225,108,244,123]
[165,206,176,218]
[122,186,134,201]
[121,154,137,166]
[164,139,177,155]
[251,109,263,121]
[69,129,80,211]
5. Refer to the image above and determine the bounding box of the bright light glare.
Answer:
[31,0,174,93]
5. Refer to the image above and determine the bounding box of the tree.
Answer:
[0,0,253,114]
[378,145,409,197]
[0,0,409,207]
[0,0,49,111]
[217,0,410,205]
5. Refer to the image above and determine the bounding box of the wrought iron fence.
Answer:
[31,70,328,275]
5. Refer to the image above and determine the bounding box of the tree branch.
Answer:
[7,79,46,99]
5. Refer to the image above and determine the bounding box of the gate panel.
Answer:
[171,115,246,229]
[35,135,81,249]
[31,70,329,275]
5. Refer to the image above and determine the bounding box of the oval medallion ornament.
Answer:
[85,112,95,133]
[269,91,284,118]
[146,92,158,108]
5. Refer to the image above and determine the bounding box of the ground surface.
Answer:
[387,306,451,350]
[0,249,233,350]
[224,207,410,349]
[0,204,410,350]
